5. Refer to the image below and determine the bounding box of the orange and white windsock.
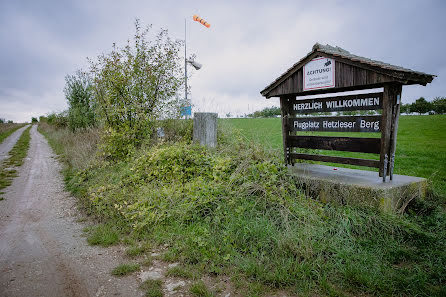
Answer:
[193,15,211,28]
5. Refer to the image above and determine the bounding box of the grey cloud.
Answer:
[1,0,446,122]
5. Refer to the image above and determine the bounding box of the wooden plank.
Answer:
[280,97,290,165]
[290,153,380,168]
[288,135,381,154]
[290,92,383,114]
[289,115,381,133]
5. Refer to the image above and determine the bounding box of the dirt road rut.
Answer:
[0,126,144,297]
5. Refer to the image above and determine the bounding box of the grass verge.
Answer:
[0,125,31,197]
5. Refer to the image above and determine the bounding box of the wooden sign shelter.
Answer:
[261,44,435,181]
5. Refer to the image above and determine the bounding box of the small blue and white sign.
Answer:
[181,106,192,116]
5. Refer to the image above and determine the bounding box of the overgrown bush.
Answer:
[89,20,185,159]
[155,119,193,142]
[45,112,69,128]
[64,70,96,131]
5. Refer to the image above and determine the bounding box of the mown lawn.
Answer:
[225,115,446,200]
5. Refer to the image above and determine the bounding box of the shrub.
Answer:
[64,70,96,131]
[90,20,185,159]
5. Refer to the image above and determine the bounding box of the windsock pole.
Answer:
[184,18,188,116]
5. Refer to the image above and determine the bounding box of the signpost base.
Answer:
[288,163,426,213]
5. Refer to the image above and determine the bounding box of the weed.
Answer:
[141,256,154,267]
[126,245,147,258]
[111,263,140,276]
[140,279,163,297]
[86,224,119,247]
[189,281,214,297]
[166,265,194,279]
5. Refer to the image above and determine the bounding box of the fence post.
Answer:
[193,112,217,148]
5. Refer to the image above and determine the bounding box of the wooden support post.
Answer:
[280,97,290,165]
[379,84,400,179]
[388,85,403,179]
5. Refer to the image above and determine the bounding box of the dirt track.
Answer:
[0,126,144,297]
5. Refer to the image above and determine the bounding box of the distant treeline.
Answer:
[247,106,281,118]
[0,118,14,124]
[400,97,445,114]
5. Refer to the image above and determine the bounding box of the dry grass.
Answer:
[38,123,101,170]
[0,123,25,144]
[0,123,21,134]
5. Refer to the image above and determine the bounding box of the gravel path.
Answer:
[0,126,144,297]
[0,125,30,162]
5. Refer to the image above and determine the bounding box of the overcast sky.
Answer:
[1,0,445,122]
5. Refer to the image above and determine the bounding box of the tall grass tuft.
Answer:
[38,122,100,170]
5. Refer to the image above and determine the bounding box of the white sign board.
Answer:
[303,57,335,91]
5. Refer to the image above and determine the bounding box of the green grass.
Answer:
[140,279,163,297]
[0,123,25,145]
[85,223,120,247]
[225,115,446,200]
[111,263,140,276]
[166,265,194,279]
[0,126,31,197]
[189,281,214,297]
[126,244,149,258]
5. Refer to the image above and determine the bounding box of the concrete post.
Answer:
[193,112,217,148]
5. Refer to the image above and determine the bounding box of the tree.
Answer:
[409,97,432,115]
[400,103,411,114]
[432,97,446,114]
[64,70,96,131]
[90,20,185,158]
[31,117,38,123]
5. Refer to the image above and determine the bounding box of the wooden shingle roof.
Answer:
[261,43,436,98]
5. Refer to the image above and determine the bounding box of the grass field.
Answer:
[0,123,25,145]
[225,115,446,200]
